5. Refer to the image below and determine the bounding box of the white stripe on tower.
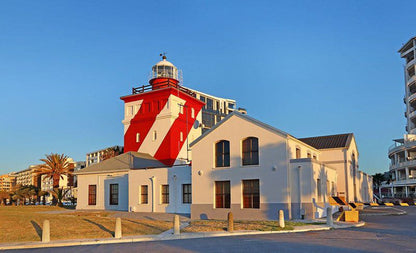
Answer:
[123,100,143,135]
[138,94,186,156]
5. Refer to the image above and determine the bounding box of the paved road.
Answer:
[8,207,416,253]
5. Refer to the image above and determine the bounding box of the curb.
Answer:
[0,222,365,251]
[360,207,407,216]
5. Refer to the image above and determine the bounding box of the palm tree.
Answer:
[35,153,74,205]
[101,146,123,161]
[0,191,9,206]
[49,188,70,207]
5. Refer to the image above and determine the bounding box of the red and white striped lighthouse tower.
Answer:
[120,56,205,166]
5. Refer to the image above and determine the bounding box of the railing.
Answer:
[132,81,196,97]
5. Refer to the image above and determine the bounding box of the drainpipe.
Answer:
[298,165,303,219]
[150,176,156,212]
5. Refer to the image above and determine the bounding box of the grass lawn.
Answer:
[182,220,314,233]
[0,206,172,243]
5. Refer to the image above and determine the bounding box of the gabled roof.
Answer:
[75,152,166,175]
[190,111,290,147]
[298,133,354,150]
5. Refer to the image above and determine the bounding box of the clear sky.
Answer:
[0,1,414,175]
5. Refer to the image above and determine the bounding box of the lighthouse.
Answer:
[120,56,205,166]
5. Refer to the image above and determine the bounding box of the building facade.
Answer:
[86,146,124,167]
[190,113,371,220]
[385,37,416,198]
[0,173,17,192]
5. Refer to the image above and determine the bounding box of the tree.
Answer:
[0,191,9,206]
[49,188,70,207]
[101,146,123,161]
[372,173,386,189]
[36,153,74,189]
[35,153,74,205]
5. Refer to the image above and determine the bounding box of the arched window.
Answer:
[215,140,230,167]
[242,137,259,165]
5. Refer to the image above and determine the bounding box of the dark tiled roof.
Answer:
[74,152,166,175]
[299,133,353,149]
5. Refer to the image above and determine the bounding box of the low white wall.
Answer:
[128,165,191,214]
[76,172,129,211]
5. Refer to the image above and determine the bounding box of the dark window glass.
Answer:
[141,185,148,204]
[216,140,230,167]
[242,137,259,165]
[88,185,96,205]
[215,181,230,208]
[242,180,259,208]
[206,98,213,110]
[161,185,169,204]
[200,96,206,103]
[182,184,192,204]
[307,153,311,158]
[110,184,119,205]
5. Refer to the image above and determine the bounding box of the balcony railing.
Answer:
[132,81,196,97]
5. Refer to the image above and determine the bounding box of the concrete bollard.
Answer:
[227,212,234,232]
[326,207,333,227]
[173,215,180,235]
[279,210,285,228]
[42,220,50,243]
[115,217,122,239]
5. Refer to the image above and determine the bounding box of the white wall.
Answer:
[128,165,191,214]
[76,171,129,211]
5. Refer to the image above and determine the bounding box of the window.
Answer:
[331,182,335,195]
[161,185,169,204]
[313,155,317,160]
[153,131,157,141]
[183,184,192,204]
[179,104,184,114]
[110,184,119,205]
[296,148,301,159]
[215,181,230,208]
[242,179,260,208]
[140,185,148,204]
[216,140,230,167]
[307,152,311,158]
[136,133,140,143]
[191,108,195,118]
[180,132,184,142]
[242,137,259,165]
[88,185,96,205]
[128,106,133,116]
[317,179,321,201]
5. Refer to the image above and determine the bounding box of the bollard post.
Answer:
[42,220,50,243]
[115,217,122,239]
[326,207,333,227]
[227,212,234,232]
[279,210,285,228]
[173,215,180,235]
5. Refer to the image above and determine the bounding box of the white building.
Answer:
[190,112,371,220]
[384,37,416,198]
[86,145,123,167]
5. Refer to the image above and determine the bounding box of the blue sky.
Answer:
[0,1,413,175]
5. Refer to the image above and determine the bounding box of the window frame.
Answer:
[161,184,169,204]
[88,185,96,205]
[215,140,230,167]
[109,184,119,205]
[182,184,192,204]
[242,179,260,209]
[140,185,148,204]
[215,181,230,208]
[242,137,259,166]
